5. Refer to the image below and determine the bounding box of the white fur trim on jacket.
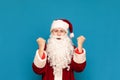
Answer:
[54,69,62,80]
[73,48,86,64]
[33,50,47,68]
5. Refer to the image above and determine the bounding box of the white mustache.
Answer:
[50,35,65,39]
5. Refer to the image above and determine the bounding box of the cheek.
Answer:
[52,32,57,36]
[60,33,66,36]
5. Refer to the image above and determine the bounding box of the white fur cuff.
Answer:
[73,48,86,64]
[33,50,47,68]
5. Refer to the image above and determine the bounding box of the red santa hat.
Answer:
[50,19,74,38]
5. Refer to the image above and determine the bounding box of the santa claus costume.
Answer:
[32,19,86,80]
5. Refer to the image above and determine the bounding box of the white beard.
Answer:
[46,34,74,76]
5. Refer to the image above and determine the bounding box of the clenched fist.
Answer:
[36,37,46,51]
[77,36,86,52]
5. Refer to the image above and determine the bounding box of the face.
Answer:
[51,28,66,37]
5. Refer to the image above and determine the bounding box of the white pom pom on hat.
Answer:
[70,32,74,38]
[51,19,74,38]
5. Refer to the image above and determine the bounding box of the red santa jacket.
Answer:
[32,48,86,80]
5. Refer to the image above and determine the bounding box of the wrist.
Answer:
[38,46,45,50]
[38,50,43,57]
[75,48,84,54]
[78,48,83,53]
[78,45,82,50]
[38,48,44,52]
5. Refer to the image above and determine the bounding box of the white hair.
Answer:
[46,34,74,76]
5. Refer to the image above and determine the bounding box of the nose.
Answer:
[57,31,61,36]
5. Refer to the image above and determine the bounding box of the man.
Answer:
[32,19,86,80]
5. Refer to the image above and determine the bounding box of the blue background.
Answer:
[0,0,120,80]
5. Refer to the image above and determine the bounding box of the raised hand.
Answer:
[36,37,46,57]
[77,36,86,52]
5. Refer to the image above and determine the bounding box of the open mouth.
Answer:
[56,38,61,40]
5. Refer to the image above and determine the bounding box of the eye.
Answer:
[60,30,65,33]
[54,30,58,32]
[60,30,63,32]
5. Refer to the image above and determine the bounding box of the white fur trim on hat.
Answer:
[50,20,69,32]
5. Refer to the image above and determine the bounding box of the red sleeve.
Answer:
[32,63,46,74]
[70,58,86,72]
